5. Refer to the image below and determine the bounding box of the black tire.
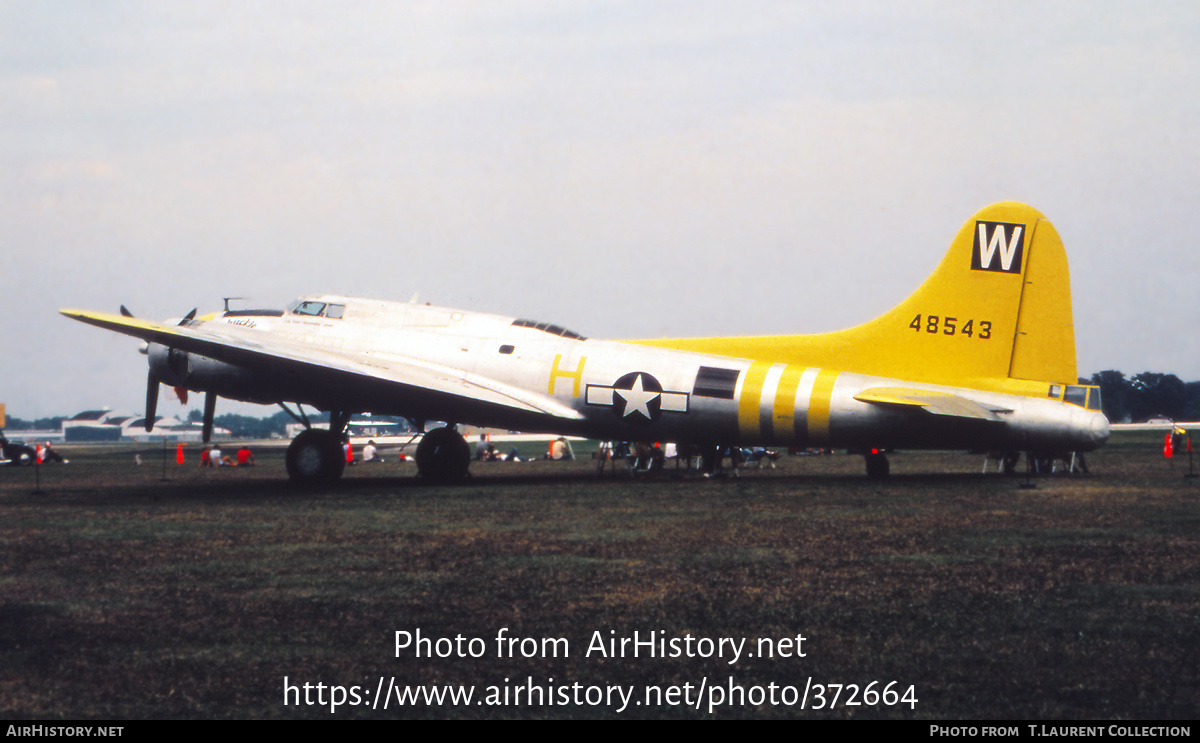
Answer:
[285,429,346,484]
[865,451,890,479]
[7,446,35,467]
[415,426,471,481]
[700,446,722,474]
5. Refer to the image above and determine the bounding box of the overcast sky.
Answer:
[3,1,1198,419]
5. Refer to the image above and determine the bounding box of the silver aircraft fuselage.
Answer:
[149,294,1108,455]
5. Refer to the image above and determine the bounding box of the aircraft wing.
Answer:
[60,309,584,421]
[853,387,1009,421]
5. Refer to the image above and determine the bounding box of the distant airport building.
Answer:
[59,409,230,442]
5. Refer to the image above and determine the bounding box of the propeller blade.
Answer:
[145,372,160,432]
[202,391,217,444]
[120,305,134,318]
[174,386,188,405]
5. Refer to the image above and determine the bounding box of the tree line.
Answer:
[1084,371,1200,424]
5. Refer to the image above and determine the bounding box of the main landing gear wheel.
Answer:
[415,426,471,481]
[865,450,890,479]
[286,429,346,484]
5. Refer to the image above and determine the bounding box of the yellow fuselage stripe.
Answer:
[771,364,806,444]
[806,369,840,444]
[737,360,773,440]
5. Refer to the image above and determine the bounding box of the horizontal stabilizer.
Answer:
[854,387,1008,421]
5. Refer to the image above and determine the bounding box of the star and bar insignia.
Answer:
[585,372,689,423]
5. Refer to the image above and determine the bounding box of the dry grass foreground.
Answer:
[1,432,1197,719]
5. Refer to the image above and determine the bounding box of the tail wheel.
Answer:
[699,446,722,474]
[865,450,890,479]
[286,429,346,484]
[415,426,471,481]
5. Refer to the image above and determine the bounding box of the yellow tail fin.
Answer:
[632,202,1078,394]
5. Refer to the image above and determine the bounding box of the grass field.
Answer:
[2,432,1198,719]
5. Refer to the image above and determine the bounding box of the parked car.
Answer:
[0,431,36,466]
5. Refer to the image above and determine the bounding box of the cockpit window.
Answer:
[1063,386,1087,407]
[287,300,345,319]
[510,318,587,340]
[292,301,326,316]
[1063,385,1102,410]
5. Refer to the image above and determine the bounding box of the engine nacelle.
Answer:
[146,343,280,404]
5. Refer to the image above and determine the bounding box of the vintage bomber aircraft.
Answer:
[62,202,1109,483]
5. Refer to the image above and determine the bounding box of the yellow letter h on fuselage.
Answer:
[548,354,587,397]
